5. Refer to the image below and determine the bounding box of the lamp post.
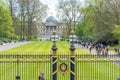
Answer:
[69,30,76,80]
[51,31,59,55]
[69,30,77,55]
[51,31,58,80]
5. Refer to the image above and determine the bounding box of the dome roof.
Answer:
[46,16,57,23]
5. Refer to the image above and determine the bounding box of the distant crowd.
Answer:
[74,40,120,55]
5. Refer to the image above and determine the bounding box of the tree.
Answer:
[0,0,14,39]
[7,0,48,40]
[57,0,82,35]
[24,0,47,40]
[112,25,120,41]
[77,0,120,44]
[75,23,84,39]
[5,0,19,39]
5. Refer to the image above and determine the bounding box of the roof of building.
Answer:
[46,16,57,23]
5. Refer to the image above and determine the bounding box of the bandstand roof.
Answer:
[46,16,57,23]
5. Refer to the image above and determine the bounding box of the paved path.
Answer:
[0,41,31,51]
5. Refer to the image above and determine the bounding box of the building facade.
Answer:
[39,16,66,40]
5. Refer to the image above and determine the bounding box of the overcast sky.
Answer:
[40,0,58,17]
[40,0,84,18]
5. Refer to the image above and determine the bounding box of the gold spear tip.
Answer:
[52,30,56,35]
[70,30,75,34]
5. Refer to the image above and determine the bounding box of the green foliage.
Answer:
[75,23,84,38]
[76,0,120,44]
[0,0,14,39]
[112,25,120,40]
[0,40,3,45]
[16,0,47,40]
[76,5,95,40]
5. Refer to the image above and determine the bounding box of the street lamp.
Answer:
[51,31,59,54]
[69,30,77,55]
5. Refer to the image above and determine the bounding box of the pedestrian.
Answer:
[105,46,109,55]
[89,46,92,54]
[115,48,119,54]
[118,48,120,54]
[114,48,117,54]
[118,48,120,56]
[102,48,106,55]
[39,73,45,80]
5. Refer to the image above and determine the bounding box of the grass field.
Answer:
[110,45,120,50]
[0,41,88,54]
[0,41,120,80]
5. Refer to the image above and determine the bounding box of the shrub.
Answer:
[0,40,3,45]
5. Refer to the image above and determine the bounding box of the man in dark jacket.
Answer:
[39,73,45,80]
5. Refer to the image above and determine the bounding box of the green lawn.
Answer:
[0,41,88,54]
[0,41,120,80]
[110,45,120,50]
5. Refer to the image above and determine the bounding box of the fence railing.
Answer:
[0,54,120,80]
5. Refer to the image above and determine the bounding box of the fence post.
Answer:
[52,55,57,80]
[70,56,75,80]
[16,55,20,80]
[51,30,58,80]
[70,46,75,80]
[69,30,76,80]
[51,41,57,80]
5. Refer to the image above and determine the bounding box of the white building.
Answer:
[39,16,66,40]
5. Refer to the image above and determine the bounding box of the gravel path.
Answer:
[0,41,31,51]
[113,62,120,66]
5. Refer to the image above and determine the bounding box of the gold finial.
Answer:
[52,30,56,35]
[70,30,75,34]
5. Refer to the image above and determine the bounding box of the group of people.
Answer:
[95,43,110,55]
[76,40,120,55]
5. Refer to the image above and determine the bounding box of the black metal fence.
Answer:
[0,55,120,80]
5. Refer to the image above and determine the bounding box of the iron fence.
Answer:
[0,54,120,80]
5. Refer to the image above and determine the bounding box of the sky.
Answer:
[40,0,58,17]
[40,0,84,18]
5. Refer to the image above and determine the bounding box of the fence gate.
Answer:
[51,55,120,80]
[52,55,75,80]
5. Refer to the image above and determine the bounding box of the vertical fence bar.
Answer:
[16,55,20,80]
[52,55,57,80]
[50,55,52,80]
[70,56,75,80]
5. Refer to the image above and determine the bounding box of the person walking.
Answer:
[102,48,106,55]
[105,45,109,55]
[89,45,93,54]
